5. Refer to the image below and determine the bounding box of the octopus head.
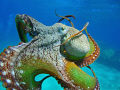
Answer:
[61,25,90,58]
[15,14,98,64]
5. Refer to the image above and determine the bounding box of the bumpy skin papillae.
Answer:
[0,14,100,90]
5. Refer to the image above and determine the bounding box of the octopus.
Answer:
[0,12,100,90]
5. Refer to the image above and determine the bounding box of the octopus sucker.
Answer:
[0,13,100,90]
[0,43,28,89]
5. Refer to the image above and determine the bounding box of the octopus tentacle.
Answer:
[0,42,27,89]
[87,66,100,90]
[56,65,100,90]
[0,41,61,90]
[60,60,99,90]
[15,14,33,42]
[58,15,75,23]
[15,14,42,42]
[55,10,74,28]
[0,42,98,90]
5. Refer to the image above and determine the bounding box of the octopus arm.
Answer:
[58,60,100,90]
[0,41,100,90]
[0,42,28,89]
[15,19,28,43]
[0,42,59,89]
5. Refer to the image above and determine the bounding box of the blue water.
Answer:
[0,0,120,90]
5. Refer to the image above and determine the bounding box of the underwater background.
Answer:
[0,0,120,90]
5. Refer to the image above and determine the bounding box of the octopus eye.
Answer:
[59,26,68,34]
[29,31,39,38]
